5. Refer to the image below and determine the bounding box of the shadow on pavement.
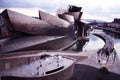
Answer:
[70,64,120,80]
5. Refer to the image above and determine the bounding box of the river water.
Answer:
[83,29,120,60]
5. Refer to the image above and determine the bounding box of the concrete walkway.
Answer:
[69,33,120,80]
[70,50,120,80]
[93,33,114,50]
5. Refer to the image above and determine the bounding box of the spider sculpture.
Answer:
[97,47,117,64]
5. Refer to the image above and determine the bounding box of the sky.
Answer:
[0,0,120,22]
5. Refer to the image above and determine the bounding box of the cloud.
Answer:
[0,0,120,21]
[0,0,31,8]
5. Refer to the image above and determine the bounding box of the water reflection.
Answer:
[76,39,88,51]
[83,34,104,51]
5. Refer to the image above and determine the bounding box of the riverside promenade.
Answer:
[0,34,120,80]
[70,33,120,80]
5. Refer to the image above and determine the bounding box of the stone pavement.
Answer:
[0,50,120,80]
[70,50,120,80]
